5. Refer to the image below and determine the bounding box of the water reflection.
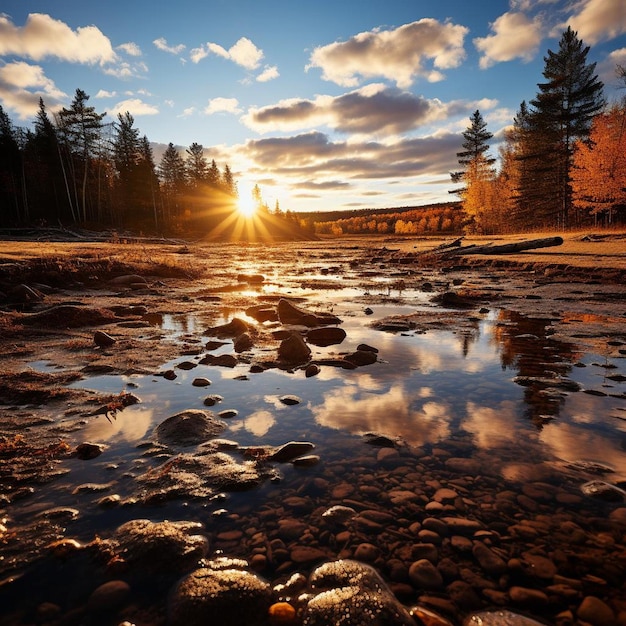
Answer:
[79,406,155,443]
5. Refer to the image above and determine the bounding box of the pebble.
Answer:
[87,580,131,612]
[576,596,615,625]
[192,377,212,387]
[408,559,444,589]
[472,541,508,575]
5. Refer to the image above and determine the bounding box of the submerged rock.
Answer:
[168,558,272,626]
[155,409,226,446]
[278,299,341,327]
[306,327,346,347]
[302,560,414,625]
[463,610,550,625]
[111,519,208,575]
[206,317,249,338]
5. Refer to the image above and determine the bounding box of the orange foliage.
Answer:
[572,104,626,222]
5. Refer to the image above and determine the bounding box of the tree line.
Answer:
[0,89,240,233]
[452,27,626,234]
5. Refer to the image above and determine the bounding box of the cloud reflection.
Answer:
[311,382,451,446]
[80,407,154,443]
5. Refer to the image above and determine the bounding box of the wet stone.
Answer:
[576,595,615,625]
[155,409,226,446]
[279,395,302,405]
[75,442,105,460]
[463,609,550,625]
[472,541,508,576]
[192,377,211,387]
[168,559,271,626]
[408,559,444,590]
[87,580,130,612]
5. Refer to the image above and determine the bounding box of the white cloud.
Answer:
[257,65,279,82]
[566,0,626,45]
[306,19,468,88]
[95,89,116,98]
[242,83,497,136]
[474,11,543,69]
[204,97,242,115]
[597,47,626,90]
[153,37,186,55]
[0,61,67,119]
[180,106,196,117]
[117,42,142,57]
[108,98,159,117]
[0,13,116,65]
[191,37,264,70]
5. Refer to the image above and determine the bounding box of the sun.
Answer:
[237,195,258,218]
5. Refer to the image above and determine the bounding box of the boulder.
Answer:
[155,409,226,446]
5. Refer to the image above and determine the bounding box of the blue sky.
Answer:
[1,0,625,213]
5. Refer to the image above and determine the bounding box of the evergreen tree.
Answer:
[450,110,495,197]
[528,27,605,228]
[56,89,106,222]
[0,105,22,225]
[221,164,237,197]
[185,143,208,189]
[137,136,161,230]
[207,159,221,189]
[158,143,186,224]
[112,111,142,224]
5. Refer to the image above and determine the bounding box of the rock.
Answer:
[344,350,377,366]
[463,609,550,625]
[306,327,347,347]
[408,559,444,590]
[357,343,378,353]
[354,543,380,562]
[75,442,105,460]
[9,283,45,303]
[234,332,253,352]
[363,433,397,447]
[22,304,118,328]
[280,395,302,406]
[94,330,116,347]
[176,360,197,370]
[168,559,272,626]
[112,519,208,575]
[155,409,226,446]
[434,488,458,502]
[192,377,212,387]
[292,455,320,467]
[508,586,548,606]
[87,580,130,612]
[576,596,615,625]
[290,545,327,564]
[203,394,223,406]
[245,305,278,323]
[200,353,238,368]
[278,333,311,364]
[441,517,483,535]
[305,364,321,377]
[581,480,626,502]
[206,317,249,338]
[321,505,357,526]
[270,441,315,462]
[139,452,267,498]
[303,560,414,625]
[108,274,147,287]
[472,541,508,576]
[218,409,238,419]
[277,298,342,327]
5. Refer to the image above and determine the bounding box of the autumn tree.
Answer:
[528,27,605,228]
[571,103,626,225]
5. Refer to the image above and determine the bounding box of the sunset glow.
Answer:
[237,194,258,218]
[0,2,624,213]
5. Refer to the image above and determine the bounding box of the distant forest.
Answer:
[0,27,624,238]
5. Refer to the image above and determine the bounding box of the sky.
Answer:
[1,0,625,214]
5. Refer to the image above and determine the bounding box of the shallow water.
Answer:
[6,264,626,624]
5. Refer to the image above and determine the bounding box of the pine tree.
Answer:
[450,110,495,197]
[158,143,186,224]
[56,89,106,222]
[528,27,605,228]
[0,104,22,225]
[113,112,142,224]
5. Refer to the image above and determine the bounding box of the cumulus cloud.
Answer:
[306,19,468,88]
[243,130,462,182]
[243,84,496,136]
[204,97,242,115]
[108,98,159,117]
[191,37,264,70]
[566,0,626,45]
[117,42,142,57]
[474,11,543,69]
[153,37,186,55]
[0,61,67,119]
[597,47,626,89]
[95,89,116,98]
[0,13,116,65]
[256,65,279,82]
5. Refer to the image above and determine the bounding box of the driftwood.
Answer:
[432,236,563,257]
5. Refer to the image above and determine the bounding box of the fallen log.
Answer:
[434,236,563,257]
